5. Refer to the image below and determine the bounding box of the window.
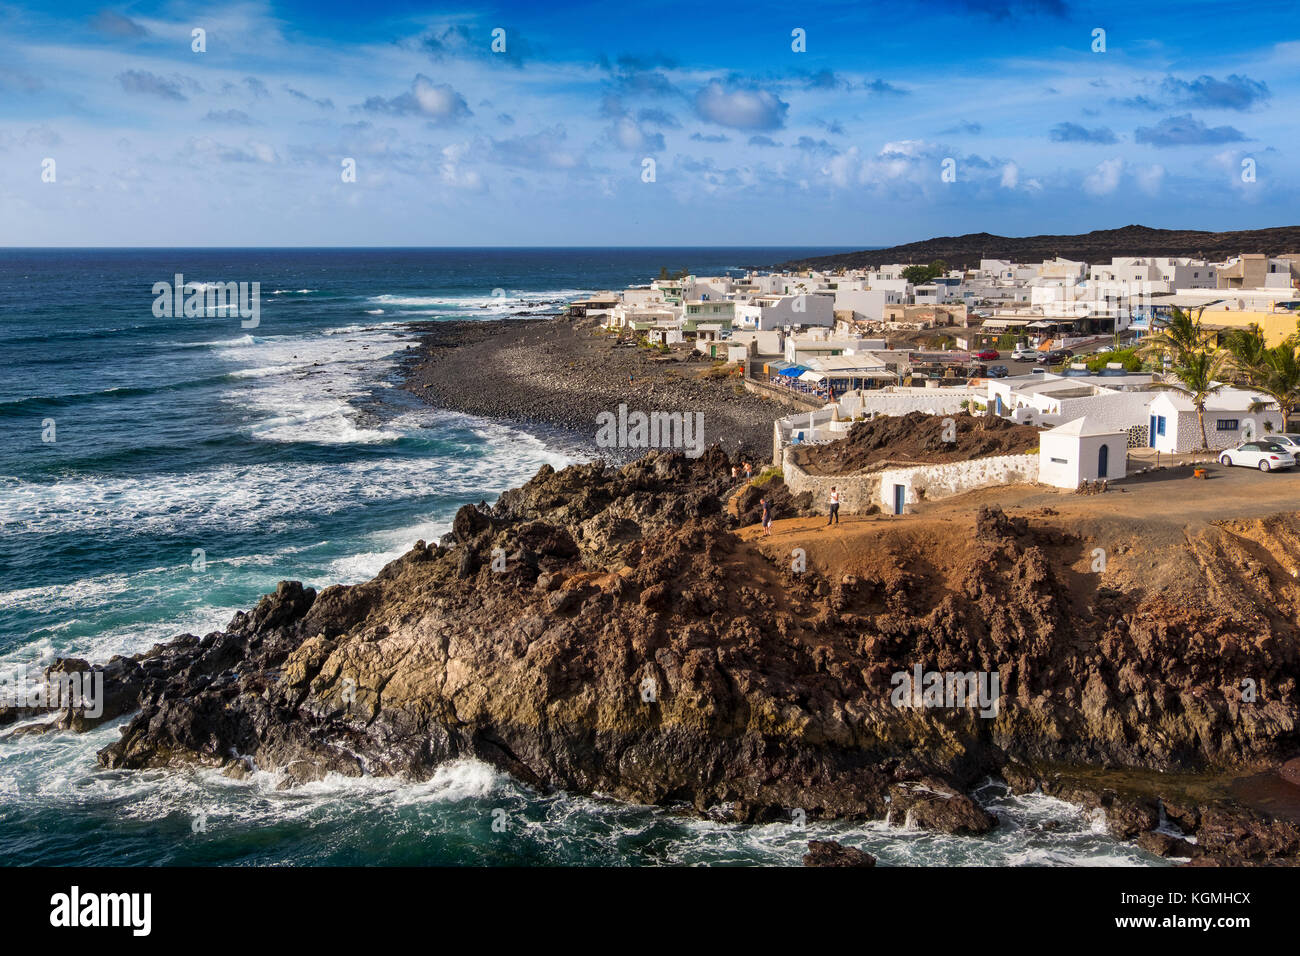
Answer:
[1216,419,1239,431]
[1155,416,1166,436]
[1050,457,1068,464]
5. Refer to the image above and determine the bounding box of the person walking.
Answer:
[760,497,772,536]
[827,486,840,526]
[731,464,739,480]
[743,461,753,481]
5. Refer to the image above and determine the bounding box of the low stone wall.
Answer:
[782,446,881,514]
[782,447,1040,515]
[877,454,1039,513]
[743,377,824,411]
[852,390,982,418]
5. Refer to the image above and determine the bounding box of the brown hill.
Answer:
[772,224,1300,271]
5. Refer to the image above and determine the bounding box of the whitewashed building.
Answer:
[1038,417,1127,488]
[1147,388,1284,454]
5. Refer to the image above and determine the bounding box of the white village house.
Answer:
[1038,417,1128,489]
[1146,389,1285,454]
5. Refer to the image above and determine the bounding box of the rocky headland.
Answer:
[9,444,1300,865]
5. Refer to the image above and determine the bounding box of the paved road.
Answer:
[985,340,1128,378]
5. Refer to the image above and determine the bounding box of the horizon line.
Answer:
[0,244,870,251]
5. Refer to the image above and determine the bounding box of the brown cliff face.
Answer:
[27,449,1300,861]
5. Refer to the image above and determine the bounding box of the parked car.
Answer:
[974,348,999,360]
[986,365,1010,377]
[1096,345,1114,354]
[1011,347,1038,361]
[1261,433,1300,452]
[1219,441,1296,471]
[1030,366,1047,375]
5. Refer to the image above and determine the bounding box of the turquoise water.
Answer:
[0,248,1159,865]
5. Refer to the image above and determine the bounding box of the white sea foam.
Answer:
[212,324,411,444]
[367,289,586,316]
[0,441,559,538]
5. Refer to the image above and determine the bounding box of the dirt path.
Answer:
[736,461,1300,604]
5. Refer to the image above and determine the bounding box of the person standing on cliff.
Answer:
[827,487,840,526]
[731,464,739,480]
[761,497,772,536]
[744,461,753,481]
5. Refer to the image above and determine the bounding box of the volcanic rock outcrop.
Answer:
[15,448,1300,862]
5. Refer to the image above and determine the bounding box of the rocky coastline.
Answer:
[9,442,1300,865]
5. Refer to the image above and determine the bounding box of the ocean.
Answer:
[0,248,1161,866]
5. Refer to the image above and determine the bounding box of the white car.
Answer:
[1096,345,1114,354]
[1219,441,1296,471]
[1011,348,1038,361]
[1260,433,1300,452]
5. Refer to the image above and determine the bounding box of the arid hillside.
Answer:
[773,223,1300,270]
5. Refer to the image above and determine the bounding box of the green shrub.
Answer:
[1084,347,1142,372]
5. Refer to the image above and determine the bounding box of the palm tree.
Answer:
[1140,306,1211,370]
[1247,343,1300,428]
[1149,350,1228,451]
[1219,324,1300,429]
[1220,324,1270,387]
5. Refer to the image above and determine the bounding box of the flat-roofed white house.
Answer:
[1038,417,1127,488]
[1147,388,1284,454]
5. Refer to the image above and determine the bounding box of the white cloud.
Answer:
[439,142,485,191]
[607,117,663,153]
[694,80,787,130]
[1083,158,1123,195]
[1135,163,1165,195]
[413,76,468,120]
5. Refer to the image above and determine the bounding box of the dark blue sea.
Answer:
[0,248,1154,865]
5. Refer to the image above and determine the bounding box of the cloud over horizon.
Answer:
[1,0,1294,246]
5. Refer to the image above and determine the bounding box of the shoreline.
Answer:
[396,313,785,464]
[33,447,1300,866]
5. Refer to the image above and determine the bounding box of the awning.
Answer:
[778,366,808,377]
[799,370,824,382]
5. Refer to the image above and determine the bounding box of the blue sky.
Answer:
[0,0,1296,246]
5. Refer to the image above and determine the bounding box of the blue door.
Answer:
[995,395,1003,415]
[892,484,906,515]
[1098,443,1109,478]
[1148,416,1156,447]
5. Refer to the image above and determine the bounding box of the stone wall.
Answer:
[853,390,982,418]
[783,448,1041,515]
[782,447,881,514]
[877,454,1040,513]
[743,377,824,412]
